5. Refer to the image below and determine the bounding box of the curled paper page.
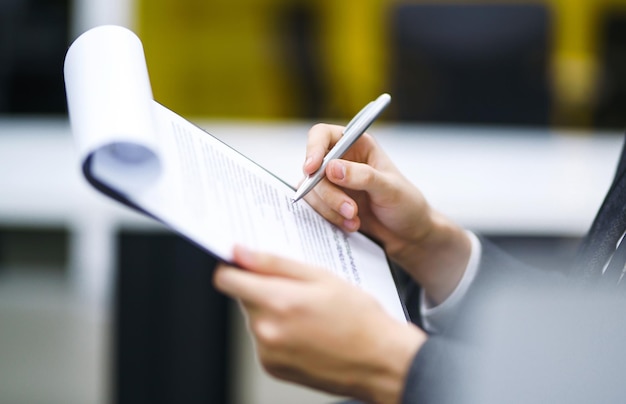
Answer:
[64,25,161,193]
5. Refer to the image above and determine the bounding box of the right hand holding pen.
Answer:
[303,124,432,266]
[302,123,472,305]
[302,123,429,255]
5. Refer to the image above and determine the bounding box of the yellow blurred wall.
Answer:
[136,0,626,124]
[135,0,390,120]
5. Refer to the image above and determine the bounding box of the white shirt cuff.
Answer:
[420,231,482,334]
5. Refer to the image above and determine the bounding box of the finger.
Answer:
[214,260,313,307]
[214,248,339,306]
[213,263,272,304]
[233,245,329,282]
[303,124,345,175]
[304,180,361,232]
[326,159,397,201]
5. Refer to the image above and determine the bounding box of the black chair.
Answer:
[594,9,626,130]
[115,232,231,404]
[0,0,21,111]
[0,0,69,114]
[389,3,552,126]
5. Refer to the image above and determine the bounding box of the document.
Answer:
[64,25,406,322]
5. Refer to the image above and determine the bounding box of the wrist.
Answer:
[393,211,472,305]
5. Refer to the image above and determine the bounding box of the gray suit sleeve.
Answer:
[401,236,568,403]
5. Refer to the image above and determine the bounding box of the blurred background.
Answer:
[1,0,626,403]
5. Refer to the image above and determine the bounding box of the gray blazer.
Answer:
[401,134,626,403]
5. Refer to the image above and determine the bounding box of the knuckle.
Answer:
[308,123,343,146]
[315,181,336,203]
[257,252,275,269]
[312,193,335,214]
[310,122,328,132]
[251,319,284,348]
[361,167,376,185]
[270,295,304,318]
[361,132,376,145]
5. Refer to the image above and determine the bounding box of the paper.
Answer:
[64,25,406,322]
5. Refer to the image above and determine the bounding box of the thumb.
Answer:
[233,245,331,282]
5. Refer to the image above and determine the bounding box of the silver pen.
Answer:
[292,93,391,203]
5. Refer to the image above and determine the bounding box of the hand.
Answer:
[214,245,426,404]
[301,124,471,304]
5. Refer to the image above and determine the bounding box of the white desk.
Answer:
[213,122,622,235]
[0,117,623,300]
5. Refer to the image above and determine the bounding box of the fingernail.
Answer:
[339,202,354,219]
[343,219,358,231]
[331,161,345,180]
